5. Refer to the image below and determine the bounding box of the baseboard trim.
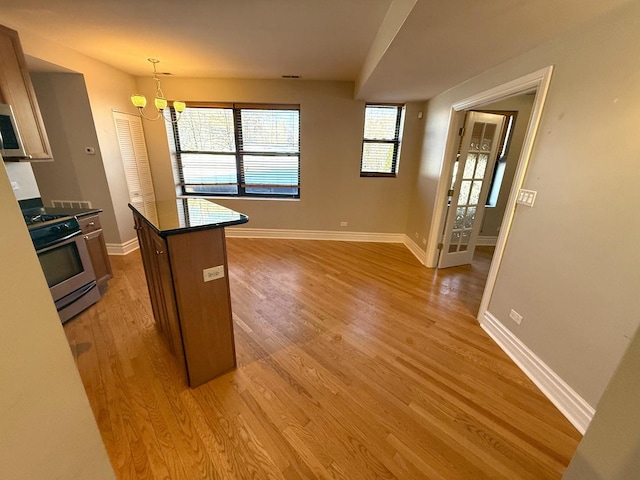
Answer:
[477,235,498,246]
[403,235,427,265]
[225,227,404,243]
[480,311,594,434]
[106,238,139,256]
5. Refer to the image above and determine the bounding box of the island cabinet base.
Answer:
[133,212,236,387]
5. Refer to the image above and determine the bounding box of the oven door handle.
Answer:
[54,281,97,311]
[36,230,82,252]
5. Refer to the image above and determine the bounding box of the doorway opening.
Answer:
[424,67,554,321]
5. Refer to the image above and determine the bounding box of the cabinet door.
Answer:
[133,212,187,379]
[84,230,112,287]
[0,25,53,161]
[150,232,186,374]
[134,216,164,333]
[78,214,112,288]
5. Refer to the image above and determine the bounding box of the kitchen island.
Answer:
[130,198,248,387]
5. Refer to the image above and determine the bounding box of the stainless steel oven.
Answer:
[27,213,100,323]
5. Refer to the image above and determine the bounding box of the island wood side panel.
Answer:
[166,228,236,387]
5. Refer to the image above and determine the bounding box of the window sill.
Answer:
[360,172,397,178]
[177,195,301,202]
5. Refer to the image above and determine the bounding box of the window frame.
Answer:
[169,102,301,199]
[360,103,405,177]
[476,109,518,207]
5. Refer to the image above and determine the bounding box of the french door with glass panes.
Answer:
[438,111,505,268]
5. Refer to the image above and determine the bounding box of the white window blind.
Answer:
[169,103,300,198]
[361,104,404,176]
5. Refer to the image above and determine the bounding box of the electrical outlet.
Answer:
[203,265,224,282]
[422,238,427,245]
[509,309,523,325]
[415,232,419,238]
[340,221,348,227]
[11,181,19,191]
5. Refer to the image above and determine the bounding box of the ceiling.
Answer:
[0,0,632,101]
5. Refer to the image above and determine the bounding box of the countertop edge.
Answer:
[128,202,249,238]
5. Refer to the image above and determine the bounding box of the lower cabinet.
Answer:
[78,213,112,291]
[133,211,236,387]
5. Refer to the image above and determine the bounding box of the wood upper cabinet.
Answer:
[77,213,112,291]
[0,25,53,161]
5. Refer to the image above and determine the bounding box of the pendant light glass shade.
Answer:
[131,94,147,108]
[130,58,184,122]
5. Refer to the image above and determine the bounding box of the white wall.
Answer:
[563,323,640,479]
[30,73,117,242]
[4,161,40,200]
[137,77,424,234]
[0,160,114,479]
[406,1,640,407]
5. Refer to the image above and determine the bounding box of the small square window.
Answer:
[360,104,405,177]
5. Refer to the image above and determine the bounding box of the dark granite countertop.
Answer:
[129,198,248,237]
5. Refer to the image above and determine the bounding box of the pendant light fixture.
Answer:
[130,58,185,122]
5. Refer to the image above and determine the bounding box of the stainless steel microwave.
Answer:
[0,103,27,159]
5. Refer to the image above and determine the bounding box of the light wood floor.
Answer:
[64,239,580,479]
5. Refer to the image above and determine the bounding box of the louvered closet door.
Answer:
[113,112,158,223]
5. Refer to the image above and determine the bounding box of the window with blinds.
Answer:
[168,103,300,198]
[360,104,405,177]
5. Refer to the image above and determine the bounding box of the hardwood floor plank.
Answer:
[64,240,581,479]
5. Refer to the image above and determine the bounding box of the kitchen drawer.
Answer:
[78,214,101,234]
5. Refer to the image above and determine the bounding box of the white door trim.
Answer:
[424,66,554,323]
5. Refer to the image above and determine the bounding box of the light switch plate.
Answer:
[516,189,537,207]
[203,265,225,282]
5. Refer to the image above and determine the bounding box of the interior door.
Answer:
[438,111,505,268]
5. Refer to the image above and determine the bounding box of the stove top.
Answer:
[24,212,72,226]
[22,208,74,229]
[21,208,81,250]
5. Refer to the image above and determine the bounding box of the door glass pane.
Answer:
[470,123,484,150]
[459,228,470,251]
[481,124,497,151]
[448,231,461,253]
[469,180,482,205]
[475,154,488,179]
[458,181,471,205]
[464,206,476,228]
[454,207,465,229]
[463,154,477,179]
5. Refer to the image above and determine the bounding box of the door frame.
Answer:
[425,66,554,320]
